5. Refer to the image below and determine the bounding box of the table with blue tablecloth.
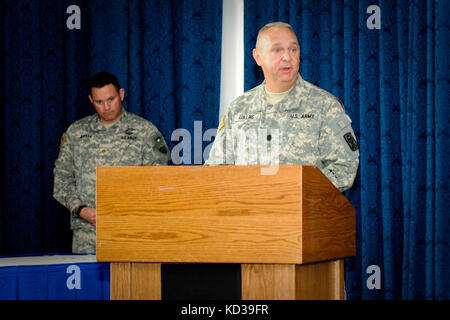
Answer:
[0,255,110,300]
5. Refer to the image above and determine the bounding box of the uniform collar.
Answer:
[89,107,128,132]
[257,74,306,111]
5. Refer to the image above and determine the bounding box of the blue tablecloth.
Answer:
[0,255,110,300]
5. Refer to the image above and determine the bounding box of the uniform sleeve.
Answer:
[318,101,359,192]
[142,124,171,165]
[53,129,83,213]
[204,113,235,165]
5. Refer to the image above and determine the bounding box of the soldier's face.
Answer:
[89,84,125,124]
[253,27,300,92]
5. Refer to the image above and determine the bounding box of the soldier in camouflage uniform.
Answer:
[53,72,170,253]
[206,22,359,191]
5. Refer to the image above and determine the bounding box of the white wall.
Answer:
[219,0,244,122]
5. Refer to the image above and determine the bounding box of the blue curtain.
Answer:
[244,0,449,299]
[0,0,222,255]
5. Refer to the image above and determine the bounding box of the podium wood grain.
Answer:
[97,165,302,263]
[97,165,354,264]
[110,263,161,300]
[241,264,295,299]
[97,165,355,300]
[295,259,345,300]
[241,260,345,300]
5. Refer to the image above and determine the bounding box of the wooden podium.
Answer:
[96,165,355,300]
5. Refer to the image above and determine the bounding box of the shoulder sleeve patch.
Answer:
[60,132,66,148]
[329,114,352,136]
[217,114,226,133]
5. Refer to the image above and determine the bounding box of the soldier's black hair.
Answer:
[88,72,120,94]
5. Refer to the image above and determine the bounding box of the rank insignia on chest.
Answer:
[122,127,137,140]
[125,128,136,135]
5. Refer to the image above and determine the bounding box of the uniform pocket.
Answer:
[279,112,321,165]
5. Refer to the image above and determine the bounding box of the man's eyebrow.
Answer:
[271,41,299,47]
[95,95,115,102]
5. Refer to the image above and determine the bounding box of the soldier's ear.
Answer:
[253,48,263,66]
[119,88,125,102]
[88,94,94,105]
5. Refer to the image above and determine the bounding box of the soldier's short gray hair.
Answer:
[255,22,295,49]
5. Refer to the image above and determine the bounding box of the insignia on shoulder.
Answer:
[60,133,66,148]
[217,114,226,133]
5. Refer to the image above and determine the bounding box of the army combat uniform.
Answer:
[205,74,359,191]
[53,109,170,253]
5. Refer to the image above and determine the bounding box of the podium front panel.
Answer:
[97,165,302,264]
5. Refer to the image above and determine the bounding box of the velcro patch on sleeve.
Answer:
[343,132,359,151]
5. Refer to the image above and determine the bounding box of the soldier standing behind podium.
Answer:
[53,72,170,253]
[206,22,359,191]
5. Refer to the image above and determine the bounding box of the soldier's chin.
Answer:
[279,73,296,83]
[101,116,116,123]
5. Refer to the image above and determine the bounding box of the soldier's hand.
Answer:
[80,207,97,227]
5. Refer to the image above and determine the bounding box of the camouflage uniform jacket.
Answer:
[53,109,170,233]
[205,75,359,191]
